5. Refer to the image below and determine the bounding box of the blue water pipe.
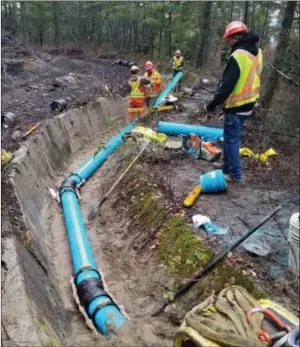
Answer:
[154,71,183,107]
[59,120,136,337]
[72,122,135,185]
[157,121,223,140]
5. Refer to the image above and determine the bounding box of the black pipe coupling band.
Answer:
[74,268,102,286]
[69,173,83,186]
[76,277,121,326]
[59,176,78,200]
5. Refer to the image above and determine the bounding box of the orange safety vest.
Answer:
[224,48,263,109]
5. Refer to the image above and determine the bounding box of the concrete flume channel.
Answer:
[1,82,230,346]
[1,95,140,346]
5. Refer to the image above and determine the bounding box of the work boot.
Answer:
[213,161,229,174]
[224,174,245,184]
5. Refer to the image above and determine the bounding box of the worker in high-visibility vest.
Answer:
[143,61,163,107]
[205,21,263,183]
[127,65,151,122]
[171,50,184,76]
[170,49,184,90]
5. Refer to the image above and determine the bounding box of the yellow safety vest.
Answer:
[144,69,162,97]
[224,48,263,109]
[129,77,144,98]
[173,56,183,70]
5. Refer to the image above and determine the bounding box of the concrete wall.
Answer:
[1,95,127,345]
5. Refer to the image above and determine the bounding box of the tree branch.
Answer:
[265,62,299,86]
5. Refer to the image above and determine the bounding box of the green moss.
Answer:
[157,216,213,282]
[118,163,268,299]
[36,315,60,347]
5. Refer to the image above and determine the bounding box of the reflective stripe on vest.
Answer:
[129,77,144,98]
[128,107,145,112]
[173,56,183,70]
[224,48,263,108]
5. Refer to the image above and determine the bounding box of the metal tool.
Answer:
[151,206,282,316]
[86,140,150,221]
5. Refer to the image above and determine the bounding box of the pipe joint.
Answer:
[76,277,122,329]
[59,176,78,199]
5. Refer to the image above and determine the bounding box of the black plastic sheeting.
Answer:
[113,59,136,68]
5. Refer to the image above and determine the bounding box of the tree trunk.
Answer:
[11,2,17,35]
[196,2,212,69]
[2,3,9,31]
[20,2,27,42]
[53,1,59,47]
[150,31,155,60]
[260,2,271,48]
[229,1,234,22]
[168,10,172,57]
[158,28,162,58]
[243,1,249,25]
[262,1,297,110]
[37,3,45,46]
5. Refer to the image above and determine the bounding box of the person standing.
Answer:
[170,49,184,91]
[143,61,163,107]
[127,65,151,122]
[205,21,263,183]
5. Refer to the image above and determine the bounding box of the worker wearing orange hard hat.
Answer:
[205,21,263,183]
[127,65,151,122]
[143,61,163,106]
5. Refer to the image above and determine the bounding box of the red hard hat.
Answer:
[223,21,247,39]
[144,61,153,70]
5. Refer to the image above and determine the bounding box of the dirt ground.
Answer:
[2,35,299,345]
[1,32,130,152]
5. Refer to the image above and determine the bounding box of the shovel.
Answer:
[86,140,150,221]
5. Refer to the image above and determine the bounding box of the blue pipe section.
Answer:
[157,121,223,140]
[154,71,183,107]
[59,121,136,337]
[73,121,136,185]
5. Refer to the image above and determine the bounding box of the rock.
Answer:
[11,130,21,141]
[183,87,193,94]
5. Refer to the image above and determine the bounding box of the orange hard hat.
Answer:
[175,50,181,57]
[144,61,153,71]
[223,21,248,39]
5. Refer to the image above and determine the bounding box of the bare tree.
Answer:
[243,1,249,25]
[260,2,272,48]
[262,1,297,110]
[20,2,27,42]
[229,1,234,22]
[196,1,212,68]
[53,1,59,47]
[168,9,172,57]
